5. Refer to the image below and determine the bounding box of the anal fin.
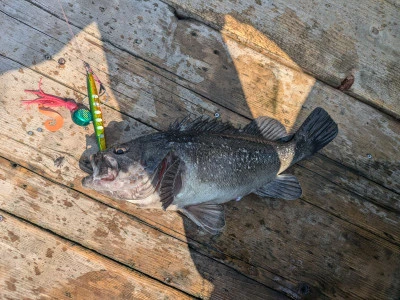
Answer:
[181,204,225,235]
[254,174,302,200]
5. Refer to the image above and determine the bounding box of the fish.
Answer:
[82,107,338,234]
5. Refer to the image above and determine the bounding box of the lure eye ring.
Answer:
[114,147,128,155]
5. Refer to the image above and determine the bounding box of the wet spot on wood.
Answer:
[63,200,73,207]
[8,231,20,242]
[50,271,136,299]
[94,228,109,238]
[384,248,393,260]
[30,287,45,299]
[54,156,65,168]
[6,278,17,291]
[34,266,41,275]
[28,202,41,212]
[46,248,54,258]
[338,74,355,91]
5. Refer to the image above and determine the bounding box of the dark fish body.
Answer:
[83,108,338,234]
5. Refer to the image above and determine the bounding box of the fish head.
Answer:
[82,140,165,200]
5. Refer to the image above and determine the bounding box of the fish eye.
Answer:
[113,147,128,155]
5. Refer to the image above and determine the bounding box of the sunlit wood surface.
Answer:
[0,0,399,299]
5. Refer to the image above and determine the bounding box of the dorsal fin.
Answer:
[242,116,288,141]
[168,117,239,134]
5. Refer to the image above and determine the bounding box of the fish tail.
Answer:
[293,108,338,163]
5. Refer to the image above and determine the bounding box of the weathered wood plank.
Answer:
[0,1,247,127]
[1,4,399,215]
[1,1,400,299]
[1,51,399,243]
[164,0,400,119]
[0,156,288,299]
[1,41,400,298]
[298,154,400,214]
[184,195,400,299]
[1,59,399,298]
[0,212,193,300]
[2,0,399,194]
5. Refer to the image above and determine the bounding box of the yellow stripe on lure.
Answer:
[87,71,106,151]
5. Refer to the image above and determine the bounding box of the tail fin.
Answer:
[293,108,338,163]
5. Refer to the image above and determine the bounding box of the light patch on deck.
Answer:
[221,15,315,131]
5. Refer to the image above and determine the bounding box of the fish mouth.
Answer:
[82,153,119,187]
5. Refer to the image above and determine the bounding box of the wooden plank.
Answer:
[2,0,399,194]
[298,154,400,214]
[2,0,398,210]
[0,2,399,299]
[2,157,400,300]
[0,61,399,298]
[0,156,288,299]
[1,2,399,208]
[1,52,399,243]
[215,195,400,300]
[0,212,193,300]
[0,36,400,298]
[164,0,400,119]
[0,1,247,127]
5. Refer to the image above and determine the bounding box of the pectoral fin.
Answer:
[254,174,302,200]
[159,153,182,210]
[181,204,225,235]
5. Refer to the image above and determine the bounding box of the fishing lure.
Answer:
[22,64,107,152]
[85,63,107,151]
[21,78,92,131]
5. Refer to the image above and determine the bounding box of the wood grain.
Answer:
[164,0,400,119]
[298,154,400,214]
[0,212,193,300]
[0,63,399,297]
[2,0,398,194]
[0,157,287,299]
[1,53,398,243]
[0,0,399,299]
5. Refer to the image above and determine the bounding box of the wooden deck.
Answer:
[0,0,399,299]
